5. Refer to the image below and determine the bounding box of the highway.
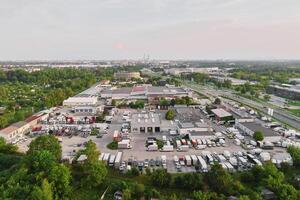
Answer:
[185,82,300,130]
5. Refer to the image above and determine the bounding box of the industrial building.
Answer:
[267,85,300,100]
[177,122,212,135]
[73,106,103,114]
[211,108,234,122]
[235,121,282,142]
[174,106,213,136]
[63,94,98,107]
[100,85,191,102]
[114,72,141,80]
[130,112,161,133]
[0,121,30,143]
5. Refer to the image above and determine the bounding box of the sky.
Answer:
[0,0,300,60]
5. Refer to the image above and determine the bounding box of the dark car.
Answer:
[138,162,144,170]
[149,159,155,167]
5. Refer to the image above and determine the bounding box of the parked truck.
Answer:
[118,139,131,149]
[197,156,208,172]
[185,155,192,166]
[161,145,174,152]
[177,145,189,152]
[114,152,123,169]
[147,144,158,151]
[109,155,116,167]
[191,155,198,166]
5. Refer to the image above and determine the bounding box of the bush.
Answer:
[106,141,118,150]
[253,131,264,141]
[150,169,171,187]
[165,109,175,120]
[287,146,300,167]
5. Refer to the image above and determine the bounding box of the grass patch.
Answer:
[106,141,118,150]
[288,109,300,117]
[288,101,300,107]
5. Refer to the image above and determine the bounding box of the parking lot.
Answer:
[15,106,293,174]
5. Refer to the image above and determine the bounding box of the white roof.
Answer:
[211,108,232,118]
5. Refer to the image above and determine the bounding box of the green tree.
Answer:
[28,135,62,160]
[150,169,171,187]
[206,163,240,195]
[263,94,271,101]
[214,98,221,105]
[168,194,180,200]
[122,189,132,200]
[253,131,264,141]
[165,109,175,120]
[0,137,18,154]
[133,183,145,199]
[238,195,250,200]
[193,191,223,200]
[287,146,300,167]
[79,140,107,188]
[31,179,53,200]
[111,99,116,106]
[83,140,100,162]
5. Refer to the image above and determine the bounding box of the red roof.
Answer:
[132,86,146,92]
[25,115,41,123]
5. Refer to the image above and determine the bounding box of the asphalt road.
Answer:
[185,82,300,130]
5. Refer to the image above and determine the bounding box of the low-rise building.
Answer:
[235,121,282,142]
[74,106,97,114]
[63,95,98,107]
[114,72,140,80]
[130,112,161,133]
[177,121,212,135]
[0,121,30,143]
[211,108,234,122]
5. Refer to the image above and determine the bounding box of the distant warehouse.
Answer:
[63,94,98,107]
[211,108,234,122]
[235,121,281,142]
[114,72,140,80]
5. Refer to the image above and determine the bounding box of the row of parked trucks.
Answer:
[99,152,123,168]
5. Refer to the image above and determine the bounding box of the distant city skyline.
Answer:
[0,0,300,60]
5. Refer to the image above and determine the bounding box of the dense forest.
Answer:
[0,66,142,129]
[230,66,300,84]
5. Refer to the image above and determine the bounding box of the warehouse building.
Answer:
[63,94,98,107]
[177,122,212,135]
[130,112,161,133]
[100,84,191,102]
[235,121,282,142]
[211,108,234,122]
[114,72,141,80]
[0,121,30,143]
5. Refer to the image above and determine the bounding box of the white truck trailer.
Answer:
[191,155,198,166]
[197,156,208,172]
[109,154,116,167]
[114,152,123,169]
[185,155,192,166]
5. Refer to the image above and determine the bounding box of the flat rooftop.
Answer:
[211,108,232,118]
[178,121,209,129]
[241,122,279,137]
[131,112,161,126]
[175,107,203,123]
[189,130,215,136]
